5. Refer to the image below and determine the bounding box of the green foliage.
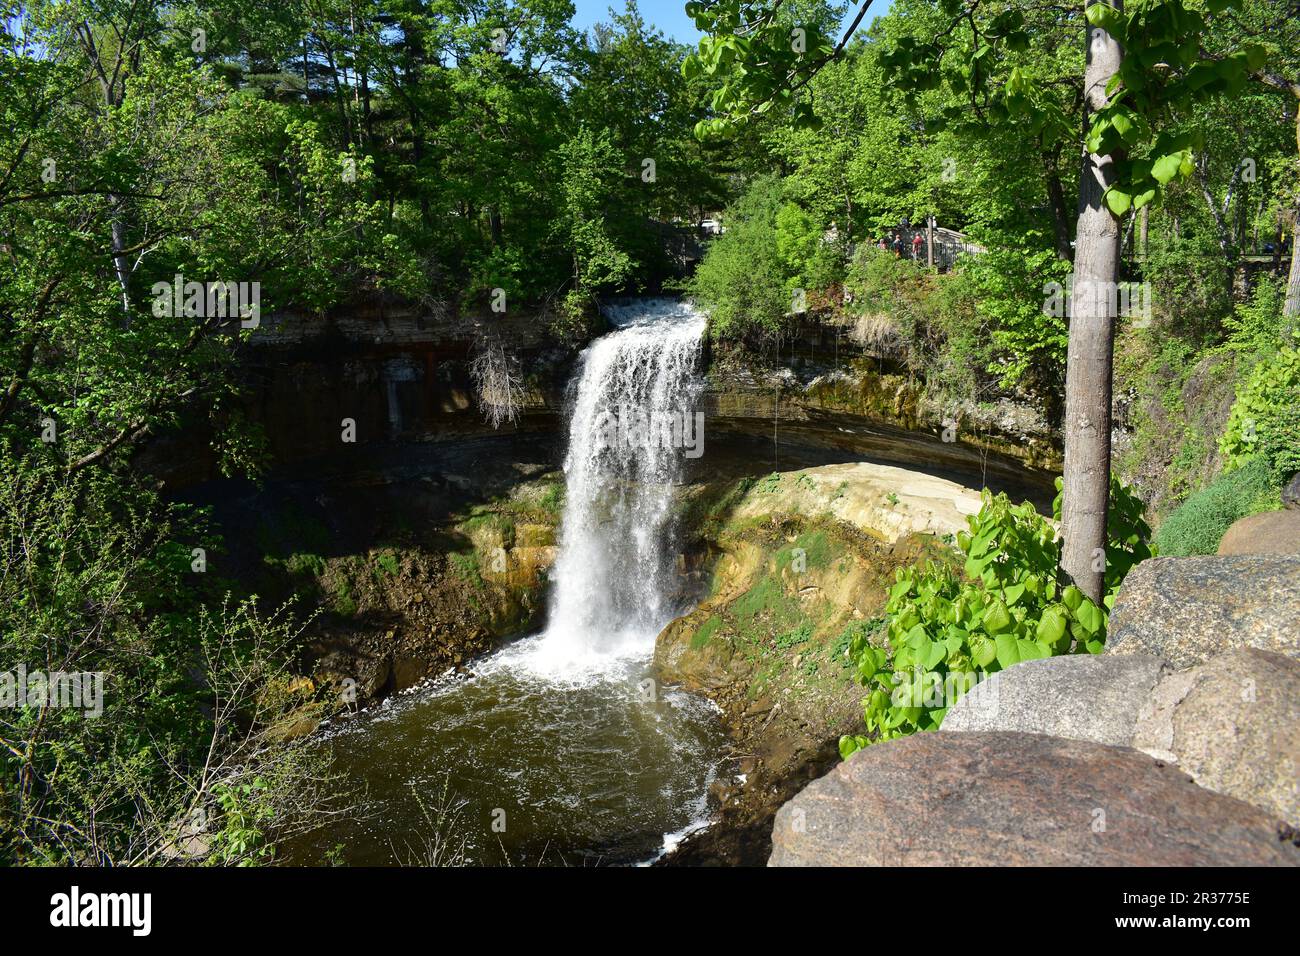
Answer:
[840,480,1152,756]
[1219,277,1293,356]
[1219,348,1300,483]
[961,237,1073,396]
[689,176,793,340]
[332,578,357,618]
[1080,0,1264,216]
[538,482,566,516]
[280,553,327,578]
[831,617,885,665]
[1143,233,1235,342]
[844,245,933,326]
[841,246,994,405]
[209,779,276,866]
[553,126,635,299]
[683,0,840,138]
[0,456,329,864]
[1153,457,1280,555]
[777,530,830,570]
[775,621,815,649]
[448,552,484,590]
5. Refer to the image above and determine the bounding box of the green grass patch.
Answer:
[538,482,565,515]
[690,615,723,651]
[775,621,814,648]
[732,574,803,643]
[332,579,357,617]
[264,551,327,578]
[1153,457,1281,556]
[831,617,885,664]
[448,551,484,589]
[776,529,831,571]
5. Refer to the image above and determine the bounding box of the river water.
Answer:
[282,299,728,866]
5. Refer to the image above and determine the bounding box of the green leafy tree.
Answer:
[688,175,794,339]
[685,0,1267,603]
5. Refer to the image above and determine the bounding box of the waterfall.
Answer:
[528,298,707,675]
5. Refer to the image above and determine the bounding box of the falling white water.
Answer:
[517,298,707,677]
[283,299,723,865]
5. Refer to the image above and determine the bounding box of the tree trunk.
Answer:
[1043,153,1074,261]
[1287,108,1300,319]
[1286,209,1300,319]
[1060,1,1124,605]
[490,206,503,246]
[110,203,131,318]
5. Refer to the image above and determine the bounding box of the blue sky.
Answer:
[568,0,894,46]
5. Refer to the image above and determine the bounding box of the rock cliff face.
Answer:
[146,298,1059,495]
[655,461,985,865]
[768,731,1299,867]
[180,435,566,725]
[139,299,576,488]
[1106,554,1300,667]
[702,329,1061,496]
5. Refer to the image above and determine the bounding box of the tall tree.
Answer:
[685,0,1268,604]
[1060,0,1124,602]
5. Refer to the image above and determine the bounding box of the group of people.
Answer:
[876,230,925,261]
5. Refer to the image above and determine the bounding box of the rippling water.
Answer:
[280,636,727,866]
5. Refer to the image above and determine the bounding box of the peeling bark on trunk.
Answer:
[1060,1,1124,605]
[111,198,131,320]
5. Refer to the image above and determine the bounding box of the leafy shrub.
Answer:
[775,621,815,649]
[775,201,843,291]
[0,457,332,864]
[1143,232,1234,344]
[843,246,994,404]
[840,479,1152,756]
[1219,275,1292,355]
[1153,457,1280,555]
[843,245,935,346]
[1219,347,1300,484]
[959,235,1073,399]
[690,176,797,340]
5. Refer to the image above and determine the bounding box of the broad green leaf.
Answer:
[1104,186,1132,216]
[1084,4,1128,43]
[925,640,947,669]
[971,635,997,668]
[1151,151,1185,185]
[1035,606,1068,645]
[1017,638,1048,660]
[983,599,1013,634]
[994,633,1020,669]
[1075,600,1105,636]
[1062,585,1084,611]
